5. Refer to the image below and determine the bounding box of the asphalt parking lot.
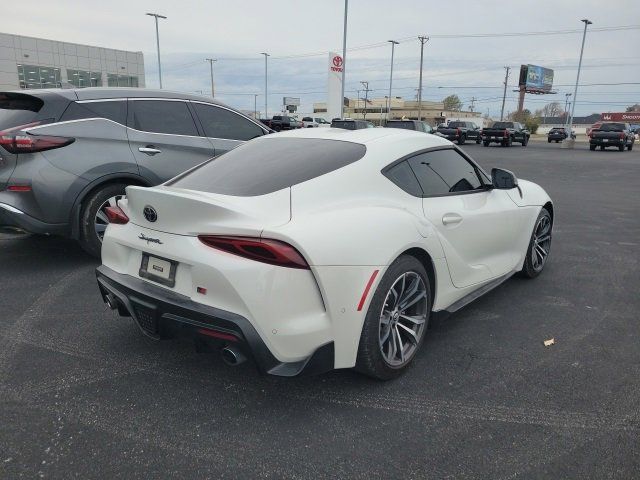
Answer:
[1,140,639,479]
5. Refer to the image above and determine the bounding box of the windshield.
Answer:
[0,92,44,130]
[598,123,625,131]
[387,121,415,130]
[167,137,367,196]
[492,122,513,129]
[332,120,357,130]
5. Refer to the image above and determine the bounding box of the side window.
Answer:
[383,160,423,197]
[61,101,127,125]
[130,100,198,136]
[407,149,483,196]
[193,103,264,141]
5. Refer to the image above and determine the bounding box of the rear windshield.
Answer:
[492,122,513,129]
[167,138,367,196]
[550,128,564,132]
[447,122,465,128]
[598,123,625,131]
[387,121,415,130]
[332,120,356,130]
[0,92,44,130]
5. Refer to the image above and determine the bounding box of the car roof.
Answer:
[271,126,451,147]
[7,87,227,104]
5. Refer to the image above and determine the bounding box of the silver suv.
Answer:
[0,88,270,256]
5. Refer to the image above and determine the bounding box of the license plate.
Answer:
[603,139,608,142]
[139,253,178,287]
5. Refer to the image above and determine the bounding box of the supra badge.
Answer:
[139,233,163,245]
[143,205,158,222]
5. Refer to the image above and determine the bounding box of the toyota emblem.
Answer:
[332,56,343,68]
[143,205,158,222]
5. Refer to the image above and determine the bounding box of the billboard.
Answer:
[283,97,300,106]
[601,112,640,122]
[519,64,554,93]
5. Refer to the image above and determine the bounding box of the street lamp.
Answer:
[146,13,167,89]
[387,40,399,122]
[205,58,217,98]
[566,19,592,143]
[260,52,269,118]
[340,0,348,119]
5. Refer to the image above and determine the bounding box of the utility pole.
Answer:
[205,58,216,98]
[469,97,477,112]
[500,66,510,121]
[356,89,360,118]
[254,94,258,118]
[564,93,572,126]
[146,13,167,89]
[567,19,592,138]
[360,81,371,120]
[417,36,429,121]
[260,52,269,118]
[340,0,348,119]
[387,40,399,122]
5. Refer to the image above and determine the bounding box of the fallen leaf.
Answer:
[543,338,555,347]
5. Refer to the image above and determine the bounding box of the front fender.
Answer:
[508,179,552,207]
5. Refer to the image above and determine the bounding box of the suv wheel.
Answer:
[79,183,128,257]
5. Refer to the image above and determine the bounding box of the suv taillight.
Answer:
[503,129,509,137]
[0,122,74,154]
[198,235,310,269]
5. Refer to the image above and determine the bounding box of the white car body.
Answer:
[96,128,552,377]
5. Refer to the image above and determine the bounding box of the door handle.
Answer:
[442,214,463,226]
[138,146,162,156]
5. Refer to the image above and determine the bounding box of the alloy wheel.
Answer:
[378,272,428,367]
[531,214,552,272]
[95,195,124,241]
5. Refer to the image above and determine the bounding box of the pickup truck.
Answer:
[436,121,481,145]
[481,121,530,147]
[270,115,301,131]
[589,122,635,151]
[386,120,434,134]
[331,119,374,130]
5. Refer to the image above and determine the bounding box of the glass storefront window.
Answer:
[67,69,102,88]
[107,74,139,88]
[17,64,61,89]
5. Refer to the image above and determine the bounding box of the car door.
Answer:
[407,148,520,288]
[191,101,267,154]
[127,98,216,183]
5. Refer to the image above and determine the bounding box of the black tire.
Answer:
[79,183,128,258]
[555,140,559,143]
[475,136,481,144]
[589,144,596,151]
[356,255,431,380]
[628,142,633,151]
[600,146,605,151]
[520,208,552,279]
[619,144,625,152]
[506,136,513,147]
[548,138,551,143]
[483,141,490,147]
[522,136,529,147]
[458,134,466,145]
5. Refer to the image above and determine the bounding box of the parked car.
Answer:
[301,117,319,128]
[259,118,272,129]
[96,128,553,379]
[481,121,530,147]
[386,120,434,134]
[586,122,602,137]
[436,121,482,145]
[547,127,576,143]
[589,122,635,151]
[331,119,374,130]
[270,115,301,131]
[0,88,270,257]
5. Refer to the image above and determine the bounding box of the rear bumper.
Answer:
[590,138,625,146]
[95,265,335,377]
[0,203,68,235]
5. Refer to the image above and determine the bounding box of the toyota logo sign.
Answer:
[143,205,158,223]
[331,55,343,72]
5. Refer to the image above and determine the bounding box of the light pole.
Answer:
[500,66,510,121]
[360,81,371,120]
[254,94,258,118]
[387,40,399,123]
[564,93,572,126]
[205,58,216,98]
[417,36,429,121]
[260,52,269,118]
[567,19,592,142]
[146,13,166,89]
[340,0,348,119]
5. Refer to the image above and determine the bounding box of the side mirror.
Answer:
[491,168,518,189]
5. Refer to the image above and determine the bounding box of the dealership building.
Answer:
[0,32,145,91]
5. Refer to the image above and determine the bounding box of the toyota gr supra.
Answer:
[96,128,553,379]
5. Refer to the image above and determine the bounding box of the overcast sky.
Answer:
[7,0,640,117]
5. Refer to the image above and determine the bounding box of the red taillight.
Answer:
[198,235,310,269]
[456,128,461,135]
[0,122,74,154]
[197,328,238,342]
[7,185,31,192]
[620,133,625,140]
[104,206,129,224]
[504,129,509,137]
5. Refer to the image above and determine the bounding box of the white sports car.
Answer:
[96,128,553,379]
